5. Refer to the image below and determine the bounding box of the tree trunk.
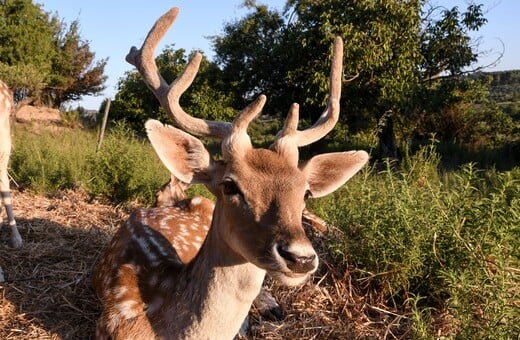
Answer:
[377,111,400,160]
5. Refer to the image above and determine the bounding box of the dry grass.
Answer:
[0,189,125,339]
[0,189,410,339]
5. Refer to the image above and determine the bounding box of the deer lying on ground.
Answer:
[0,80,22,248]
[93,7,368,339]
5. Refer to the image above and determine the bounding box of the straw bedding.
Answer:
[1,189,412,339]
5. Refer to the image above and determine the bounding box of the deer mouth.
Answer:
[268,269,313,286]
[283,271,308,279]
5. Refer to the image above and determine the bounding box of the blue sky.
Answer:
[37,1,518,110]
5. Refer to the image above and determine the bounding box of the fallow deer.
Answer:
[0,80,22,248]
[93,7,369,339]
[153,175,329,326]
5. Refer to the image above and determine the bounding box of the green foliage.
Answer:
[110,1,501,159]
[423,139,520,171]
[0,0,56,102]
[59,108,83,129]
[247,116,282,148]
[420,4,486,78]
[213,4,289,113]
[85,122,169,204]
[0,0,106,107]
[10,125,93,193]
[485,69,520,104]
[413,77,515,146]
[109,72,154,132]
[0,62,47,102]
[0,0,57,75]
[10,122,169,206]
[46,19,107,107]
[208,0,494,159]
[310,144,519,337]
[289,0,422,107]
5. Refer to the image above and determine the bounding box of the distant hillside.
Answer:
[480,69,520,103]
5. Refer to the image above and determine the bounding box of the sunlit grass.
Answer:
[309,143,520,337]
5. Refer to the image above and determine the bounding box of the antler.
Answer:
[127,6,341,163]
[271,37,344,165]
[126,7,232,139]
[222,94,266,159]
[126,6,267,153]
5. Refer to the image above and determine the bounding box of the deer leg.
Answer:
[0,185,23,248]
[253,287,285,320]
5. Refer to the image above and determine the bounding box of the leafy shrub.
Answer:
[11,126,93,193]
[11,121,170,205]
[85,122,169,205]
[310,143,519,337]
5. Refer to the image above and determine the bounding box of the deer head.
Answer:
[127,6,367,285]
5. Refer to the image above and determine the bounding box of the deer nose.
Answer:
[276,244,317,273]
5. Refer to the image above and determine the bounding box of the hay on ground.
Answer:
[1,189,413,339]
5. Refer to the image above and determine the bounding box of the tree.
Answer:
[214,0,492,158]
[213,4,291,114]
[213,0,423,156]
[112,0,498,152]
[0,0,106,107]
[420,4,487,80]
[45,19,107,107]
[0,0,58,102]
[285,0,423,158]
[411,4,503,146]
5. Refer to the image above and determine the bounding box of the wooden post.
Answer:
[96,98,111,154]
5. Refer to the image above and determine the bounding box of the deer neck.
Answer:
[155,204,266,339]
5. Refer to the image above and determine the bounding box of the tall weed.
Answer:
[11,126,93,193]
[311,143,519,337]
[11,122,170,205]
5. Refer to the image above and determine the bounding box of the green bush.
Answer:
[84,122,169,204]
[11,122,170,205]
[310,143,519,337]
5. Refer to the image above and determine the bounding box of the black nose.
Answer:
[277,245,316,273]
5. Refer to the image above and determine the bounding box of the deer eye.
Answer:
[221,178,242,196]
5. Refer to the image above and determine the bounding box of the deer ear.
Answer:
[145,119,216,185]
[301,151,369,198]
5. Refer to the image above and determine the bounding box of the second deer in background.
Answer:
[0,80,22,248]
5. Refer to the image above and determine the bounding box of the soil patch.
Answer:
[15,105,61,124]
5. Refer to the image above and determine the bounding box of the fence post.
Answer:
[96,98,111,154]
